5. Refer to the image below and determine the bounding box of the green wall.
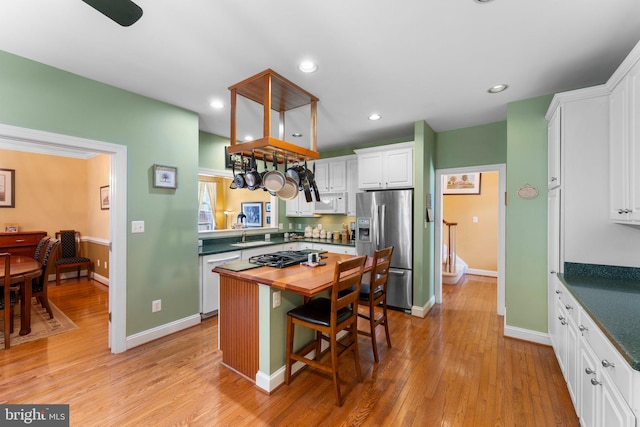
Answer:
[505,95,553,332]
[436,121,507,169]
[199,131,230,170]
[0,50,200,336]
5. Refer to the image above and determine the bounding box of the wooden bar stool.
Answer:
[285,255,366,406]
[357,246,394,362]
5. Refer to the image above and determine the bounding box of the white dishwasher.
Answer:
[200,251,241,318]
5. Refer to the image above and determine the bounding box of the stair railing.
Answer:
[443,219,458,274]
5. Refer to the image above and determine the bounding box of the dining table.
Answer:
[8,255,42,335]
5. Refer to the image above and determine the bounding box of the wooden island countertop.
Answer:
[212,252,370,391]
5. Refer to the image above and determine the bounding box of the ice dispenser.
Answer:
[357,218,371,242]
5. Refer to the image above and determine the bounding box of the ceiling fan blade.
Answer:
[81,0,143,27]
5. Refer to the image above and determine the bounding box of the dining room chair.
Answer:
[33,236,51,263]
[55,230,91,285]
[32,238,60,319]
[285,255,366,407]
[0,252,19,349]
[357,246,394,362]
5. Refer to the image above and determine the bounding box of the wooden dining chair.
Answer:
[55,230,91,285]
[357,246,394,362]
[33,236,51,263]
[285,255,366,406]
[0,252,19,350]
[32,239,60,319]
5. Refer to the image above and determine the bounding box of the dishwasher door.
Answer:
[201,251,241,318]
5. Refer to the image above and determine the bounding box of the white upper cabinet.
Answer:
[548,107,562,190]
[355,142,414,190]
[314,159,346,193]
[286,193,315,217]
[607,43,640,223]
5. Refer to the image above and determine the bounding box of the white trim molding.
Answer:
[466,268,498,277]
[504,323,551,346]
[411,295,436,318]
[126,314,201,350]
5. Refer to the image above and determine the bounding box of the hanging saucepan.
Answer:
[300,160,313,202]
[233,155,247,189]
[245,151,262,191]
[263,151,286,193]
[286,158,301,187]
[276,155,299,201]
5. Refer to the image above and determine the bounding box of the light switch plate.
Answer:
[132,220,145,233]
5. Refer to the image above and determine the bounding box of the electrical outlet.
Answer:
[272,291,281,308]
[289,223,293,230]
[132,220,145,233]
[97,259,100,267]
[104,261,107,269]
[152,299,161,312]
[278,223,284,230]
[473,216,478,223]
[297,224,302,230]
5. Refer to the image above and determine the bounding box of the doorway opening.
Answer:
[0,123,127,352]
[435,164,505,316]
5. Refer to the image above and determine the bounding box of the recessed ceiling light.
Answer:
[474,0,494,3]
[488,84,508,93]
[292,133,303,138]
[210,99,225,109]
[243,135,254,142]
[298,60,318,73]
[368,113,382,121]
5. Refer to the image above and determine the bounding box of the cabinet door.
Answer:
[600,377,636,427]
[609,80,630,221]
[286,198,299,216]
[347,158,359,216]
[384,148,413,188]
[548,107,562,189]
[579,341,599,427]
[358,152,384,189]
[628,61,640,221]
[298,196,315,217]
[328,160,347,191]
[566,316,579,407]
[314,161,329,192]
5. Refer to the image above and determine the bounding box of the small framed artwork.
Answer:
[0,168,15,208]
[4,223,18,233]
[241,202,263,228]
[266,215,271,225]
[100,185,110,210]
[153,164,178,189]
[265,202,271,213]
[443,173,481,195]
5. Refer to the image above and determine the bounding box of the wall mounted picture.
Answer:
[443,173,481,195]
[153,164,178,189]
[265,202,271,212]
[0,168,15,208]
[100,185,110,210]
[241,202,262,228]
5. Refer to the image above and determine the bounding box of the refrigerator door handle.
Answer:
[389,270,406,276]
[379,204,386,249]
[373,204,380,248]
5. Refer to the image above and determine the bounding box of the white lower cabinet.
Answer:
[550,281,637,427]
[200,251,242,317]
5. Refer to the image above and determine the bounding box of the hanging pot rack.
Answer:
[226,69,320,163]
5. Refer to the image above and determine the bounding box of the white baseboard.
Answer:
[411,295,436,318]
[503,323,551,346]
[91,272,109,286]
[466,268,498,277]
[126,314,201,350]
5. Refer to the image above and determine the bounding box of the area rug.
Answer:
[0,300,78,350]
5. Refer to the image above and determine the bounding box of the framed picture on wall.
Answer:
[100,185,110,210]
[153,164,178,189]
[241,202,262,228]
[0,168,15,208]
[443,173,481,195]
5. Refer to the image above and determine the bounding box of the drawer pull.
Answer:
[565,304,573,310]
[585,367,595,375]
[590,378,602,386]
[560,320,567,326]
[555,290,562,294]
[15,239,25,243]
[578,325,588,335]
[601,359,615,368]
[558,315,565,321]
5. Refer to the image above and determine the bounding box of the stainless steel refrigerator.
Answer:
[356,189,413,311]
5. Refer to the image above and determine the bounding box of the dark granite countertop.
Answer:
[558,264,640,371]
[199,234,356,256]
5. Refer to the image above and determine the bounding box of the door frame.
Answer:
[435,164,506,316]
[0,123,128,353]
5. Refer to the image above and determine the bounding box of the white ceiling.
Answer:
[1,0,640,151]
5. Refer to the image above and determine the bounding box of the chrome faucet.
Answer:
[242,230,247,243]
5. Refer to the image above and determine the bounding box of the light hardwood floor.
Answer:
[0,275,578,426]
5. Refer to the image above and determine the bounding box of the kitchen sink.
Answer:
[230,241,271,247]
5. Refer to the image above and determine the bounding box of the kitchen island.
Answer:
[213,252,370,393]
